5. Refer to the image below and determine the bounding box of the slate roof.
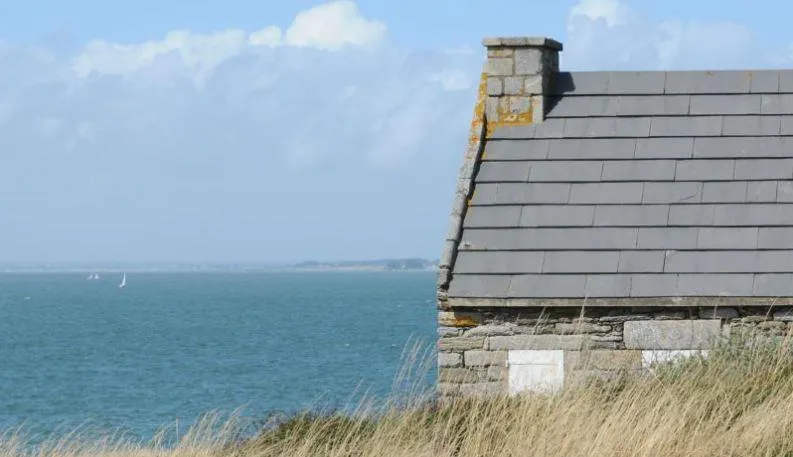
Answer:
[449,70,793,300]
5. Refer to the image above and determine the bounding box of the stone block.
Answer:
[700,307,739,319]
[437,382,460,396]
[438,352,462,368]
[464,350,507,367]
[554,323,612,335]
[504,76,524,95]
[437,326,461,337]
[464,324,519,337]
[507,350,564,394]
[487,365,507,381]
[439,367,479,383]
[459,381,505,397]
[564,350,642,372]
[524,75,544,95]
[641,350,709,368]
[487,77,503,96]
[486,57,514,76]
[438,311,482,328]
[514,48,543,75]
[438,337,486,351]
[508,96,531,114]
[773,308,793,321]
[489,334,585,350]
[624,320,722,350]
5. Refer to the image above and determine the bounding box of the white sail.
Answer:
[119,273,126,288]
[87,274,93,280]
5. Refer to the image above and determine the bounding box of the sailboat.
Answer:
[86,273,100,280]
[118,273,127,288]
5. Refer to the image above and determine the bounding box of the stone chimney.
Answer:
[482,37,562,130]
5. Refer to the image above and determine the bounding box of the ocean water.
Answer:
[0,271,437,440]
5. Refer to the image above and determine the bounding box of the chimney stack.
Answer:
[482,37,562,129]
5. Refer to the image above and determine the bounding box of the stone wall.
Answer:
[438,306,793,397]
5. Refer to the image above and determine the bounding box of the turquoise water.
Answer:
[0,271,437,440]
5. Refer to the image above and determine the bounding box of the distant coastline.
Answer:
[0,258,440,273]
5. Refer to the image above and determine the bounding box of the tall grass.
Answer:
[7,334,793,457]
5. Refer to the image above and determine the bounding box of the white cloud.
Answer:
[570,0,627,28]
[72,1,385,82]
[283,0,386,50]
[565,0,771,70]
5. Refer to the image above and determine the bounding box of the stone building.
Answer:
[437,36,793,397]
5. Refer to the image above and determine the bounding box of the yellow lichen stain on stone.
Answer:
[485,105,534,134]
[467,72,487,146]
[438,311,482,328]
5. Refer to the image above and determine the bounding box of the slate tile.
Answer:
[635,138,694,159]
[519,205,595,227]
[476,161,530,182]
[484,140,549,161]
[543,251,620,273]
[454,252,545,274]
[697,227,758,249]
[618,251,665,273]
[447,274,512,298]
[637,227,698,249]
[722,115,780,136]
[585,274,632,297]
[508,274,587,298]
[616,95,690,116]
[689,95,762,115]
[547,138,636,160]
[650,116,723,137]
[463,206,523,228]
[601,160,675,181]
[593,205,669,226]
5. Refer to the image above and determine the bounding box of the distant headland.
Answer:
[0,258,440,273]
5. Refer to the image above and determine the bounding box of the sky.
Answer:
[1,0,793,264]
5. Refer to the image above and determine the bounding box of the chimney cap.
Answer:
[482,37,563,51]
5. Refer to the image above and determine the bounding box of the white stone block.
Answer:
[641,350,709,369]
[507,350,564,395]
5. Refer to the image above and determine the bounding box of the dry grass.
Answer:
[6,335,793,457]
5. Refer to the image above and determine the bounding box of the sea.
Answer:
[0,271,437,441]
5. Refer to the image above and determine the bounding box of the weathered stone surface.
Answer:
[489,334,585,350]
[438,311,482,328]
[507,350,565,394]
[741,316,769,324]
[439,367,480,383]
[652,311,688,319]
[487,48,514,58]
[758,320,787,331]
[554,322,611,334]
[438,337,486,351]
[437,382,460,396]
[438,352,462,368]
[486,58,514,76]
[641,350,709,368]
[773,308,793,321]
[700,307,739,319]
[464,324,519,337]
[437,326,461,338]
[459,381,505,397]
[624,320,722,350]
[508,96,532,115]
[504,77,524,95]
[487,365,507,381]
[565,350,642,372]
[524,75,544,95]
[487,77,503,96]
[599,314,652,323]
[514,49,543,75]
[464,350,507,367]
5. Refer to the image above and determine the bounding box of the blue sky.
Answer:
[0,0,792,264]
